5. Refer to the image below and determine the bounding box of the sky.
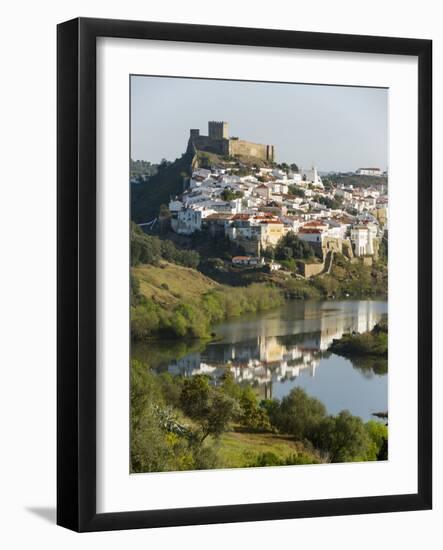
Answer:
[131,75,388,173]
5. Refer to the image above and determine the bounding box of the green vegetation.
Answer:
[329,318,388,358]
[180,376,238,443]
[313,194,343,210]
[131,360,219,472]
[131,151,194,222]
[281,277,324,299]
[267,388,387,463]
[131,363,388,473]
[274,253,387,300]
[309,411,381,462]
[131,223,200,269]
[273,233,315,261]
[220,188,244,201]
[130,158,158,181]
[268,387,326,440]
[131,261,283,340]
[329,174,388,189]
[218,432,321,468]
[288,185,305,198]
[196,150,272,170]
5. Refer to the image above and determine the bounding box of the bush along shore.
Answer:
[328,317,388,358]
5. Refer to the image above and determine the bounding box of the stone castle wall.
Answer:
[228,139,274,162]
[188,123,275,162]
[297,260,324,278]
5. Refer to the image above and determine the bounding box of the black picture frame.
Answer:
[57,17,432,532]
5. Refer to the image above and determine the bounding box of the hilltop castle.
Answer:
[187,121,275,163]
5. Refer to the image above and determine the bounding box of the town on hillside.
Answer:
[155,121,388,277]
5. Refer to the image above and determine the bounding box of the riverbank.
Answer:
[131,255,387,342]
[131,262,283,340]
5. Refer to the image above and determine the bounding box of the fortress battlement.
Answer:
[188,121,275,163]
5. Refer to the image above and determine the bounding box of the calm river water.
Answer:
[132,300,388,421]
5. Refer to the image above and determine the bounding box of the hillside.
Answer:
[195,150,273,170]
[132,261,219,308]
[130,145,276,223]
[131,150,194,223]
[131,261,283,340]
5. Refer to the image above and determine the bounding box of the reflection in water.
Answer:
[133,300,388,421]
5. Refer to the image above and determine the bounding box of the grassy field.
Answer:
[217,430,321,468]
[132,261,219,307]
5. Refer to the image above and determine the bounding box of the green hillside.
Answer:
[132,261,219,308]
[131,261,283,340]
[131,151,194,223]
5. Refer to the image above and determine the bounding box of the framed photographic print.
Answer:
[57,17,432,532]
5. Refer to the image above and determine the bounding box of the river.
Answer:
[132,300,388,422]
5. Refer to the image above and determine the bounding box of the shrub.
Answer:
[309,410,372,463]
[275,232,315,261]
[271,387,326,440]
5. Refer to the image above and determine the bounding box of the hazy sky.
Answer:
[131,75,388,172]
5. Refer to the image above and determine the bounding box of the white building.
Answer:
[350,223,378,256]
[356,167,382,176]
[301,166,323,188]
[169,199,184,212]
[254,183,271,200]
[288,171,302,183]
[171,206,215,235]
[232,256,264,267]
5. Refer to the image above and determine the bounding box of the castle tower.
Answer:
[208,121,228,140]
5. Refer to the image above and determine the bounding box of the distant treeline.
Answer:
[130,159,158,180]
[328,174,388,189]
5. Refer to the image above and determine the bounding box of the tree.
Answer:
[158,158,171,171]
[288,184,305,198]
[365,420,388,460]
[309,410,372,462]
[239,387,271,431]
[275,232,315,261]
[160,239,178,262]
[313,194,343,210]
[180,376,237,442]
[130,223,200,269]
[379,230,388,263]
[272,387,326,440]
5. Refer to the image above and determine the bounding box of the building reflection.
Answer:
[160,301,384,398]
